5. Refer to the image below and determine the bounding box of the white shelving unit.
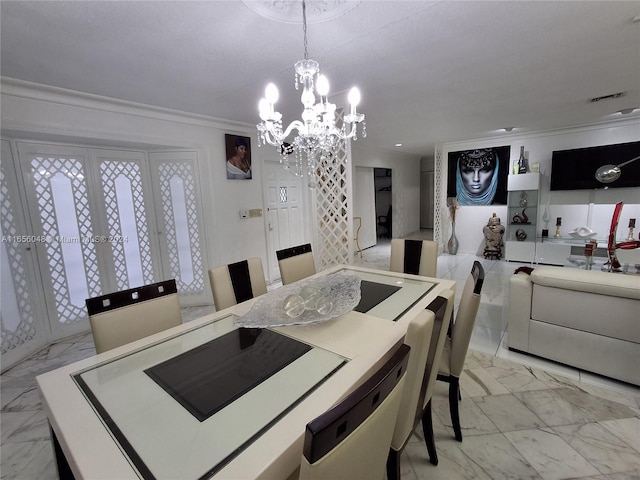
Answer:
[505,173,540,263]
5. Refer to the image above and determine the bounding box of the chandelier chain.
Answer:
[302,0,309,60]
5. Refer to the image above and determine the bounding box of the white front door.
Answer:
[262,160,308,282]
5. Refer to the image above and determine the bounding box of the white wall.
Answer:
[441,119,640,255]
[1,79,271,290]
[351,145,421,238]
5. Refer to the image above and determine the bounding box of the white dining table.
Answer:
[37,265,455,480]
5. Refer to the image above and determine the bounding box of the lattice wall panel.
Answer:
[434,147,444,251]
[31,156,101,324]
[1,163,37,354]
[100,160,154,290]
[313,136,353,270]
[158,162,204,295]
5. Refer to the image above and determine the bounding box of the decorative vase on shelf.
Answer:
[448,221,459,255]
[517,145,528,174]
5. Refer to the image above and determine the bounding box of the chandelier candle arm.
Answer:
[256,0,366,181]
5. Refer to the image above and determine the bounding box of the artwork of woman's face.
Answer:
[459,150,497,196]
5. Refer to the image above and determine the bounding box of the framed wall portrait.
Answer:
[446,146,510,205]
[225,134,252,180]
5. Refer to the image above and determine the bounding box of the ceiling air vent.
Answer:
[589,92,626,103]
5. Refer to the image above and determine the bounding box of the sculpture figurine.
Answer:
[483,213,505,260]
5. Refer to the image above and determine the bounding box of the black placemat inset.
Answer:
[354,280,401,313]
[145,328,311,422]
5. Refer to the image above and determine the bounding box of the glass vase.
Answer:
[447,221,459,255]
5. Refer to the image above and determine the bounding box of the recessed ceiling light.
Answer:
[619,108,637,115]
[395,143,403,147]
[503,127,514,132]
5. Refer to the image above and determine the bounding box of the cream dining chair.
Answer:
[276,243,316,285]
[390,239,438,277]
[208,257,267,311]
[86,279,182,354]
[387,289,455,479]
[299,343,411,480]
[437,260,485,442]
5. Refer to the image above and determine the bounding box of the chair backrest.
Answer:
[390,309,435,451]
[299,343,410,480]
[390,239,438,277]
[86,279,182,354]
[276,243,316,285]
[449,261,484,376]
[421,291,454,406]
[208,257,267,310]
[390,291,453,451]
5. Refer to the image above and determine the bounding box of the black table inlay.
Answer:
[354,280,401,313]
[145,328,311,422]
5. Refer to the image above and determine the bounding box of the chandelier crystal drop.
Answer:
[256,0,366,182]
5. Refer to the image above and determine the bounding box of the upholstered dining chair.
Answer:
[86,279,182,354]
[276,243,316,285]
[436,260,485,442]
[387,290,455,479]
[299,343,410,480]
[390,239,438,277]
[208,257,267,311]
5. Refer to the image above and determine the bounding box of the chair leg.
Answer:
[449,377,462,441]
[386,448,401,480]
[421,399,438,465]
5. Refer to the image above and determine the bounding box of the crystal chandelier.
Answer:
[257,0,366,180]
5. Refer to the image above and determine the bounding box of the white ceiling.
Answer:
[1,1,639,157]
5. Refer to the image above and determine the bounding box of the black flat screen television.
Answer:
[550,141,640,190]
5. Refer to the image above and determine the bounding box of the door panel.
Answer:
[149,152,208,304]
[263,161,307,282]
[92,149,158,291]
[1,140,48,369]
[18,143,101,339]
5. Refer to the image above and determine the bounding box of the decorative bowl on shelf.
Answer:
[568,226,597,239]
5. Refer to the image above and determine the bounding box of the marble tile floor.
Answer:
[2,233,639,479]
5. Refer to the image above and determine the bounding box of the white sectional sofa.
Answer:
[508,266,640,386]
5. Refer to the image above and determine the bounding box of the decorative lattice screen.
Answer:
[158,162,205,295]
[100,160,154,290]
[313,129,353,269]
[434,146,444,251]
[31,156,101,324]
[1,163,37,354]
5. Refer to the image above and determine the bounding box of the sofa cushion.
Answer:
[530,266,640,300]
[531,284,640,343]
